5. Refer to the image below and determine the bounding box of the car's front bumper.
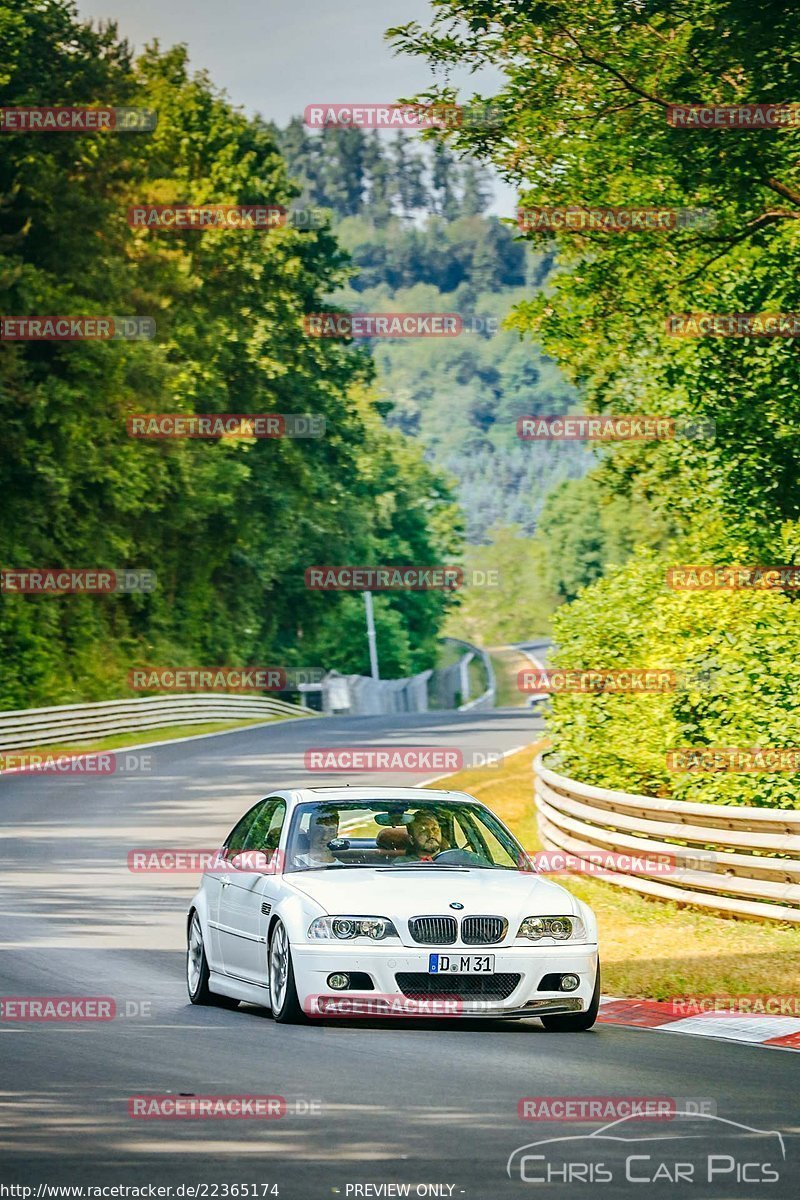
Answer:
[292,941,599,1019]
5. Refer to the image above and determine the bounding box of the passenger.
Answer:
[294,808,340,867]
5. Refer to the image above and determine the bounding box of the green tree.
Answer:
[537,474,668,603]
[389,0,800,551]
[389,0,800,807]
[392,133,428,213]
[431,143,461,218]
[0,0,459,706]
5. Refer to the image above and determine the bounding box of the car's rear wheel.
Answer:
[269,920,304,1023]
[540,964,600,1032]
[187,912,240,1008]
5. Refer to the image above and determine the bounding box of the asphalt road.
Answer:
[0,709,797,1199]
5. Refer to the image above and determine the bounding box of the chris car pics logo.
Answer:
[507,1112,785,1186]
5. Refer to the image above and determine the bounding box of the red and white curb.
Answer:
[598,997,800,1052]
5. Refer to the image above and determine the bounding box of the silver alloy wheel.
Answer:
[269,922,289,1012]
[187,913,203,995]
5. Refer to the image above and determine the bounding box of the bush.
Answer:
[547,549,800,808]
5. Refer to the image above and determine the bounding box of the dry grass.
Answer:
[428,742,800,999]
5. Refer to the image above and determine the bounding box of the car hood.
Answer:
[287,866,580,927]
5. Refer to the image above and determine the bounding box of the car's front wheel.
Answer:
[540,964,600,1032]
[186,912,240,1008]
[268,920,304,1023]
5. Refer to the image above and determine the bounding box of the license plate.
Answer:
[428,953,495,975]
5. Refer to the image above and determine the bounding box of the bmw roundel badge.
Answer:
[449,901,464,910]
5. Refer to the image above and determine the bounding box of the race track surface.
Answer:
[1,710,796,1198]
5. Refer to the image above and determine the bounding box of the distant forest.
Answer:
[273,121,590,545]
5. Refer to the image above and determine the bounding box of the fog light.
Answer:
[328,973,350,990]
[561,974,580,992]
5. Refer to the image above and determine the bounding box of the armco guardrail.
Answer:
[320,670,432,716]
[311,639,496,716]
[440,637,496,712]
[0,694,312,753]
[534,753,800,924]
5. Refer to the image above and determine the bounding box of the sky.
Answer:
[75,0,517,214]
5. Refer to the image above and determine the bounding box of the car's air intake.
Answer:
[396,972,521,1000]
[461,916,507,945]
[408,915,457,945]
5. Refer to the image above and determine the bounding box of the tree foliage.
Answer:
[390,0,800,545]
[0,0,460,706]
[391,0,800,803]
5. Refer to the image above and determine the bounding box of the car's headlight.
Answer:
[307,916,399,941]
[517,915,585,941]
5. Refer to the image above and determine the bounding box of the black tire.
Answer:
[268,919,304,1024]
[541,964,600,1032]
[186,911,240,1009]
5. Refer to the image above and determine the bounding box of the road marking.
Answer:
[418,743,532,786]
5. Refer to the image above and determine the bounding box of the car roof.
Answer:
[291,785,477,804]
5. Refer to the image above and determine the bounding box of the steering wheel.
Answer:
[432,848,489,866]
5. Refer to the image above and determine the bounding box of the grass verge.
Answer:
[427,742,800,998]
[488,646,531,708]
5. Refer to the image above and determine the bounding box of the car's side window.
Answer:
[224,803,264,855]
[243,800,287,858]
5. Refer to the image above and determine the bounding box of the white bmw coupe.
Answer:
[187,785,600,1029]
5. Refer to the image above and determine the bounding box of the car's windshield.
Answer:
[284,798,525,872]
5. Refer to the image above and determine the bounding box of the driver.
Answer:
[294,807,339,867]
[403,811,444,861]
